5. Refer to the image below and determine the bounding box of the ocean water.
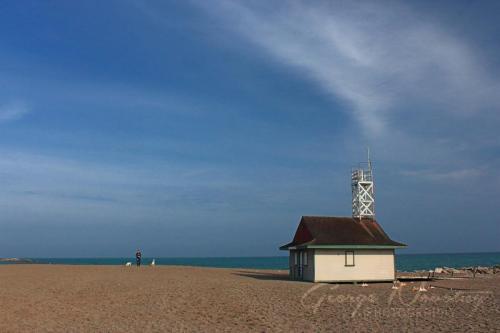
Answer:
[2,252,499,271]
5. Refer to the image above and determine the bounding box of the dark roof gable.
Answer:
[280,216,406,250]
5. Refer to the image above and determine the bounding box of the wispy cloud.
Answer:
[0,147,344,227]
[401,167,484,182]
[0,101,30,123]
[197,1,500,136]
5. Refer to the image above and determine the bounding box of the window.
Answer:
[345,251,355,266]
[303,251,308,265]
[294,252,298,265]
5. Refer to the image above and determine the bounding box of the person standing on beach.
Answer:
[135,249,142,267]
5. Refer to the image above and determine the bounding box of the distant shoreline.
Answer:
[1,262,499,273]
[1,253,500,271]
[0,258,33,263]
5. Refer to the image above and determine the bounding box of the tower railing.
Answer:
[351,161,375,219]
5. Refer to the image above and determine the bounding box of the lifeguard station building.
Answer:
[280,154,406,282]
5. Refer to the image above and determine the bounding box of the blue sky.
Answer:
[0,1,499,257]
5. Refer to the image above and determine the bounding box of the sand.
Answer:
[0,265,498,332]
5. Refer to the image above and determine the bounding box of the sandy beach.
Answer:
[0,265,498,332]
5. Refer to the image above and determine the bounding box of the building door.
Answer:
[298,251,303,279]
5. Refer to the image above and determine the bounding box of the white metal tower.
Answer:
[351,149,375,219]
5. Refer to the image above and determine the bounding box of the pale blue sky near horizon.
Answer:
[0,0,499,257]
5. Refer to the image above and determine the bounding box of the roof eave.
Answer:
[281,244,407,250]
[279,243,310,251]
[308,244,407,249]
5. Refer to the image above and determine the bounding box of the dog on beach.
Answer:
[125,262,132,266]
[150,259,155,267]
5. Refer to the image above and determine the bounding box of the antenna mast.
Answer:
[367,147,371,170]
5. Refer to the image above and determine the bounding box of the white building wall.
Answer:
[314,249,395,282]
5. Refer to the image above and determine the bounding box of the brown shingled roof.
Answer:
[279,216,406,250]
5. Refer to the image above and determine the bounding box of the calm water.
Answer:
[2,252,499,271]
